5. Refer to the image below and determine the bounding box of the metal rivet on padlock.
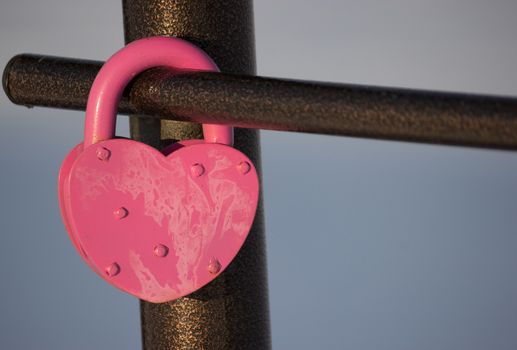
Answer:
[207,257,222,274]
[153,244,169,258]
[238,161,251,175]
[96,147,111,161]
[105,263,120,277]
[190,163,205,177]
[58,37,259,303]
[113,207,128,220]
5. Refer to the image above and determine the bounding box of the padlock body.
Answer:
[59,139,259,303]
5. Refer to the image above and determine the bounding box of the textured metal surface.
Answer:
[3,55,108,110]
[131,71,517,150]
[122,1,270,350]
[4,54,517,150]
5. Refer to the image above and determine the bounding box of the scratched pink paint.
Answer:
[58,37,259,303]
[65,139,258,302]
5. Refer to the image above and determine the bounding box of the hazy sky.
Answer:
[1,1,517,349]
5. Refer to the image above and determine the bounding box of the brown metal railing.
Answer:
[5,54,517,150]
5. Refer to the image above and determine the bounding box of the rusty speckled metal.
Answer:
[122,1,271,349]
[4,54,517,150]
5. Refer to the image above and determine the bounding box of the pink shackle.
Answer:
[83,36,233,147]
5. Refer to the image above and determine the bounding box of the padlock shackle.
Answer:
[83,36,233,148]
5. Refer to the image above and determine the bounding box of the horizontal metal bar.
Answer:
[4,54,517,150]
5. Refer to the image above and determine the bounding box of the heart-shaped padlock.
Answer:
[58,37,259,303]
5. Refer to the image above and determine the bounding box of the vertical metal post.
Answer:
[122,1,271,349]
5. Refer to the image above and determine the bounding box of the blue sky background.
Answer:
[1,1,517,349]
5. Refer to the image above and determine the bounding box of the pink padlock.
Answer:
[58,37,259,303]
